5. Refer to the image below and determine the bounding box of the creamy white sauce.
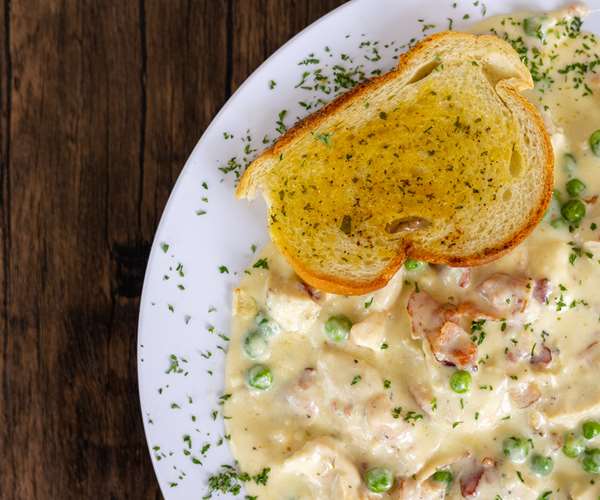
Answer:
[225,6,600,499]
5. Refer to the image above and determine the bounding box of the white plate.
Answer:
[137,0,600,497]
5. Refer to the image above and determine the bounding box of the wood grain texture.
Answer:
[0,0,346,498]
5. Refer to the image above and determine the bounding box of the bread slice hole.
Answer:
[386,216,432,234]
[407,60,441,84]
[510,148,523,177]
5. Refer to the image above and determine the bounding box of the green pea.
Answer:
[365,467,394,493]
[405,259,424,271]
[255,312,280,337]
[243,331,269,360]
[590,129,600,157]
[246,364,273,390]
[583,448,600,474]
[523,16,545,37]
[563,153,577,174]
[324,315,352,342]
[530,454,553,476]
[566,178,586,197]
[449,370,471,394]
[583,420,600,439]
[561,199,586,225]
[563,433,586,458]
[431,469,453,485]
[503,437,531,464]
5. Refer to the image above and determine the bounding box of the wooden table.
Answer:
[0,1,345,497]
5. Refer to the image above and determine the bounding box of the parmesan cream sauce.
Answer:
[225,6,600,499]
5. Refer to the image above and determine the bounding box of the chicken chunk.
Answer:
[232,287,258,318]
[369,270,405,311]
[266,273,321,332]
[510,382,542,409]
[280,437,362,500]
[408,383,435,417]
[436,265,472,289]
[282,350,415,456]
[526,238,570,286]
[366,393,402,436]
[285,367,321,418]
[350,312,387,351]
[284,351,383,423]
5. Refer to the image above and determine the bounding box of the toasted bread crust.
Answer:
[237,32,554,295]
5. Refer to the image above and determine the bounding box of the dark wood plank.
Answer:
[142,0,229,238]
[3,0,156,498]
[0,1,346,498]
[0,0,10,491]
[231,0,347,92]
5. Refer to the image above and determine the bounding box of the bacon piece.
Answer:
[580,341,600,364]
[446,302,498,323]
[429,322,477,369]
[532,278,552,304]
[549,432,564,452]
[564,2,589,17]
[458,269,472,289]
[300,281,322,302]
[508,344,551,367]
[460,466,484,497]
[506,350,521,363]
[477,273,531,315]
[392,478,446,499]
[407,291,478,368]
[298,367,316,389]
[458,456,498,498]
[331,399,353,417]
[531,345,552,367]
[407,290,445,339]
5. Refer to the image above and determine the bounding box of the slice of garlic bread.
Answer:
[237,32,553,295]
